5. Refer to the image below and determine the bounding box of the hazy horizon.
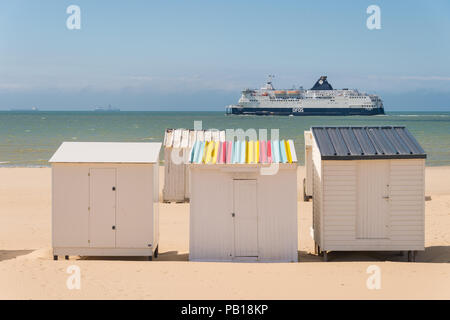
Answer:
[3,107,450,112]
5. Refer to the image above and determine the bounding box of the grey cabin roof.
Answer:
[311,126,426,160]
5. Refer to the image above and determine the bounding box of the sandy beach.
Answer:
[0,166,449,299]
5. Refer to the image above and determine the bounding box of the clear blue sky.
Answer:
[1,0,449,111]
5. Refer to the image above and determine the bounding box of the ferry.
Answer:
[226,76,384,116]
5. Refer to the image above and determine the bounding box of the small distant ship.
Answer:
[226,75,384,116]
[10,106,39,111]
[93,104,120,112]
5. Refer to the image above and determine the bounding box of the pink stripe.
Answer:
[226,141,232,164]
[221,142,227,163]
[217,141,223,164]
[260,141,267,163]
[267,140,272,163]
[217,142,223,164]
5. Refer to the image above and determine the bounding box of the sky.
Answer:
[1,0,450,111]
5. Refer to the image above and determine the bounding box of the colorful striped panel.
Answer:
[226,141,232,164]
[219,142,226,164]
[285,140,292,163]
[255,141,260,163]
[216,141,222,164]
[247,141,254,164]
[212,141,219,164]
[267,140,272,163]
[190,141,198,163]
[245,141,249,163]
[239,141,246,163]
[189,139,297,164]
[235,141,241,163]
[284,140,291,163]
[272,140,281,163]
[202,141,209,163]
[206,141,215,163]
[260,140,267,163]
[223,142,227,163]
[196,141,205,164]
[288,140,297,162]
[195,141,202,163]
[280,140,288,163]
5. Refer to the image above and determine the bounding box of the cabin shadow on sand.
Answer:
[78,251,188,262]
[298,246,450,263]
[67,248,450,263]
[0,250,34,262]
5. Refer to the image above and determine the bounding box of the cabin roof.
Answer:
[311,126,426,160]
[49,142,162,163]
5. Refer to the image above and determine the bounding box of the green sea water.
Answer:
[0,111,449,167]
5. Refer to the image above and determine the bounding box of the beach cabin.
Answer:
[309,126,426,262]
[49,142,161,260]
[163,129,225,202]
[188,138,298,262]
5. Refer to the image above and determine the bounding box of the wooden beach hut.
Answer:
[309,126,426,262]
[49,142,161,260]
[188,138,298,262]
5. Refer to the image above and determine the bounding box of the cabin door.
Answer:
[89,168,117,247]
[233,179,258,260]
[357,161,390,239]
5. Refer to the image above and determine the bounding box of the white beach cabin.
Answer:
[309,126,426,262]
[49,142,161,260]
[188,138,298,262]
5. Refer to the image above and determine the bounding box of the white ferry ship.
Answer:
[226,76,384,116]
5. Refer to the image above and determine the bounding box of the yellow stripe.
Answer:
[205,141,215,163]
[285,140,292,163]
[255,141,260,163]
[248,141,254,163]
[202,141,208,163]
[212,141,219,164]
[209,141,215,163]
[245,140,249,163]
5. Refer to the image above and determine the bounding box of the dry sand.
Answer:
[0,166,449,299]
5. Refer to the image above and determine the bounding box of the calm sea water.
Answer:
[0,111,449,166]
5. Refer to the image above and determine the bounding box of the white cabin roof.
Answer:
[49,142,162,163]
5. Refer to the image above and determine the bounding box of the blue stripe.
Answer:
[279,140,287,163]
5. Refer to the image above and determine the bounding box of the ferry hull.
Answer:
[228,107,385,116]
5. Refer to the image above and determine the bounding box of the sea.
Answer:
[0,111,449,167]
